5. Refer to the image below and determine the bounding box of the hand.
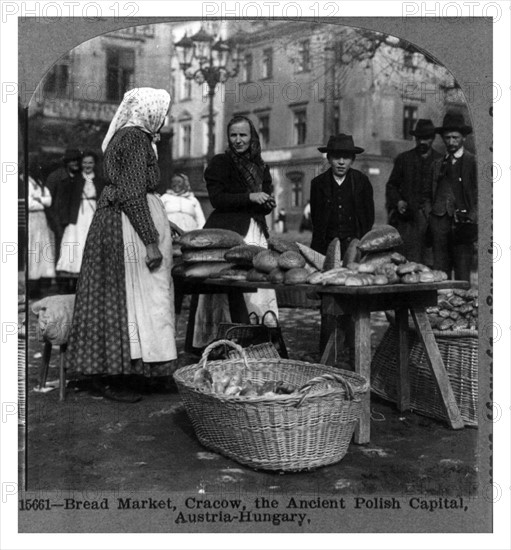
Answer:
[249,192,274,206]
[397,200,408,214]
[145,243,162,271]
[455,209,470,223]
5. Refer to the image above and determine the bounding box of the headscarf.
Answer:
[225,115,266,193]
[101,87,171,158]
[167,173,193,198]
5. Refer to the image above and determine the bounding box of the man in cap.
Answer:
[45,148,82,287]
[310,133,374,255]
[310,134,375,360]
[386,119,442,263]
[424,112,477,281]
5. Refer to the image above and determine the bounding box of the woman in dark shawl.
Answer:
[193,115,278,348]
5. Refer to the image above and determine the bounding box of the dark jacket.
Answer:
[58,174,105,227]
[310,167,375,254]
[203,153,274,237]
[424,149,478,223]
[386,147,442,216]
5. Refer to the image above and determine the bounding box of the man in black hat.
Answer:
[424,111,477,281]
[45,148,82,286]
[386,119,442,263]
[310,133,374,255]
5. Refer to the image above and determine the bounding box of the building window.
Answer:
[258,114,270,148]
[106,48,135,102]
[180,123,192,157]
[43,55,71,97]
[170,72,176,102]
[181,77,192,101]
[293,109,307,145]
[297,40,310,72]
[403,105,418,140]
[243,53,253,82]
[291,180,303,207]
[287,171,304,207]
[262,48,273,79]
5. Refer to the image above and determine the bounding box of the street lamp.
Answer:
[174,27,241,161]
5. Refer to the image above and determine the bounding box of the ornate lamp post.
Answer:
[174,27,241,161]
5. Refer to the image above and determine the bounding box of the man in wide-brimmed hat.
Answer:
[310,133,375,359]
[424,111,477,281]
[385,119,442,263]
[310,133,374,255]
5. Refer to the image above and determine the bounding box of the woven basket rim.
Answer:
[385,311,478,338]
[174,358,369,402]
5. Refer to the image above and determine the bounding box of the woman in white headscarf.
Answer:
[160,173,205,232]
[66,88,176,402]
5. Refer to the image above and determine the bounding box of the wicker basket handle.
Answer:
[248,312,260,325]
[199,339,249,369]
[296,372,358,408]
[261,310,280,327]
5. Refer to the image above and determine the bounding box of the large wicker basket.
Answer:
[174,340,369,472]
[371,323,478,426]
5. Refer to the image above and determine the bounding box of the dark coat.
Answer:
[44,167,68,240]
[58,174,105,227]
[203,153,273,237]
[386,147,442,215]
[310,167,375,254]
[424,149,478,222]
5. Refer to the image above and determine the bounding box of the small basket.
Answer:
[228,341,280,360]
[216,312,262,341]
[371,323,478,426]
[174,340,369,472]
[218,311,289,358]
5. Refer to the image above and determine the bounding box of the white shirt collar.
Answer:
[447,146,464,160]
[333,174,346,186]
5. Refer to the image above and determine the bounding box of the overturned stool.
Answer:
[31,294,75,401]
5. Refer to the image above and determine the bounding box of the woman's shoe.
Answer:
[90,376,142,403]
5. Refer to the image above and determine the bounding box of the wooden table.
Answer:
[175,277,469,444]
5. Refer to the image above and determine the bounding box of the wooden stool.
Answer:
[32,294,75,402]
[38,340,68,401]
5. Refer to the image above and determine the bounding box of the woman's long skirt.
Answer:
[66,195,176,377]
[192,219,278,348]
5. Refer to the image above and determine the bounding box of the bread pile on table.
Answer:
[172,229,242,279]
[172,226,448,287]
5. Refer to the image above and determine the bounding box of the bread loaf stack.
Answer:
[172,229,243,278]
